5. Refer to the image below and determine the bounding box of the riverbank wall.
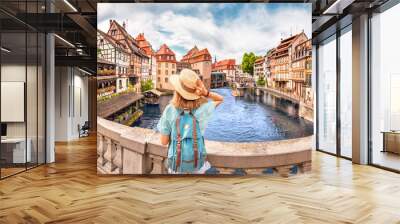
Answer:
[255,87,314,122]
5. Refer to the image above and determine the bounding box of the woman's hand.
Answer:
[194,79,223,106]
[195,79,208,96]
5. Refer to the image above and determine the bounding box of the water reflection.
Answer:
[133,88,313,142]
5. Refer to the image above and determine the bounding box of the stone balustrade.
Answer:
[97,117,312,176]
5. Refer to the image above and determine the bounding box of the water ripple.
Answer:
[134,88,313,142]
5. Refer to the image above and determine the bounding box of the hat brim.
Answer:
[169,74,200,100]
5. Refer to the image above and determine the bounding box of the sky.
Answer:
[98,3,311,64]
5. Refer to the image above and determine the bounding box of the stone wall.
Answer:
[299,102,314,122]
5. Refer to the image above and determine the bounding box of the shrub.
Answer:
[141,79,154,92]
[256,77,266,86]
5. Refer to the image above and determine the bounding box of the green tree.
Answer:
[256,76,266,86]
[241,52,261,76]
[141,79,154,92]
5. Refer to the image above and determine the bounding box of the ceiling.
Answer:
[1,0,97,73]
[309,0,389,42]
[0,0,393,73]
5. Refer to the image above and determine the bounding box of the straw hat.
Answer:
[169,69,200,100]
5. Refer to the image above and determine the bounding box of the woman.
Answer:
[157,69,224,174]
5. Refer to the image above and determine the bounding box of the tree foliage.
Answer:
[256,76,266,86]
[141,79,154,92]
[241,52,261,76]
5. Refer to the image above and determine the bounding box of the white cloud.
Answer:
[98,3,311,64]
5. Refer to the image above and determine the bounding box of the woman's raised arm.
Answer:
[195,80,224,106]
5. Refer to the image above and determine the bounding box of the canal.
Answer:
[133,88,313,142]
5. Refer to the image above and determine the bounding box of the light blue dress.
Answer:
[157,101,216,174]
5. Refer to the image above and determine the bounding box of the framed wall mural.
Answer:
[96,3,313,176]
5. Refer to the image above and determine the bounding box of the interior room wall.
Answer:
[1,64,31,138]
[54,66,89,141]
[1,63,45,164]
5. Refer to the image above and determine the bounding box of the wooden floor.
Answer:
[1,136,400,224]
[373,150,400,171]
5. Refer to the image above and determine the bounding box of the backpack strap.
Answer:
[175,112,184,171]
[189,111,198,169]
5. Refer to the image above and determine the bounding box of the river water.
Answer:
[133,88,313,142]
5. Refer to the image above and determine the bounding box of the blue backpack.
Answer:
[168,110,206,173]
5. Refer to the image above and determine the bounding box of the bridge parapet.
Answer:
[97,117,312,176]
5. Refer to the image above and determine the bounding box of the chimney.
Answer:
[123,21,126,29]
[109,19,112,25]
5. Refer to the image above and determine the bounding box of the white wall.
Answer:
[1,63,46,164]
[1,65,29,138]
[54,66,89,141]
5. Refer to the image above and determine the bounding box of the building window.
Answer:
[165,77,168,82]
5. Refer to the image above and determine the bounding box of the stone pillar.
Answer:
[352,14,369,164]
[256,88,261,96]
[45,0,55,163]
[312,45,317,150]
[88,77,97,132]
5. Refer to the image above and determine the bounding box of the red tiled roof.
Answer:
[156,44,175,56]
[109,20,138,46]
[181,46,211,63]
[135,33,154,56]
[108,20,147,57]
[192,48,211,58]
[135,33,146,42]
[214,59,235,67]
[156,44,176,62]
[181,46,199,61]
[255,57,265,64]
[212,59,236,71]
[274,32,307,58]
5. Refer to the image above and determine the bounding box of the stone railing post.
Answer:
[97,133,106,173]
[119,130,150,174]
[100,137,123,174]
[146,140,168,175]
[149,154,167,174]
[100,137,112,173]
[113,144,123,174]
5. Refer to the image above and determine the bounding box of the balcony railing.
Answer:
[98,69,116,76]
[272,74,290,81]
[97,86,116,94]
[291,74,306,81]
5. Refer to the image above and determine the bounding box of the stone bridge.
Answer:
[97,117,312,177]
